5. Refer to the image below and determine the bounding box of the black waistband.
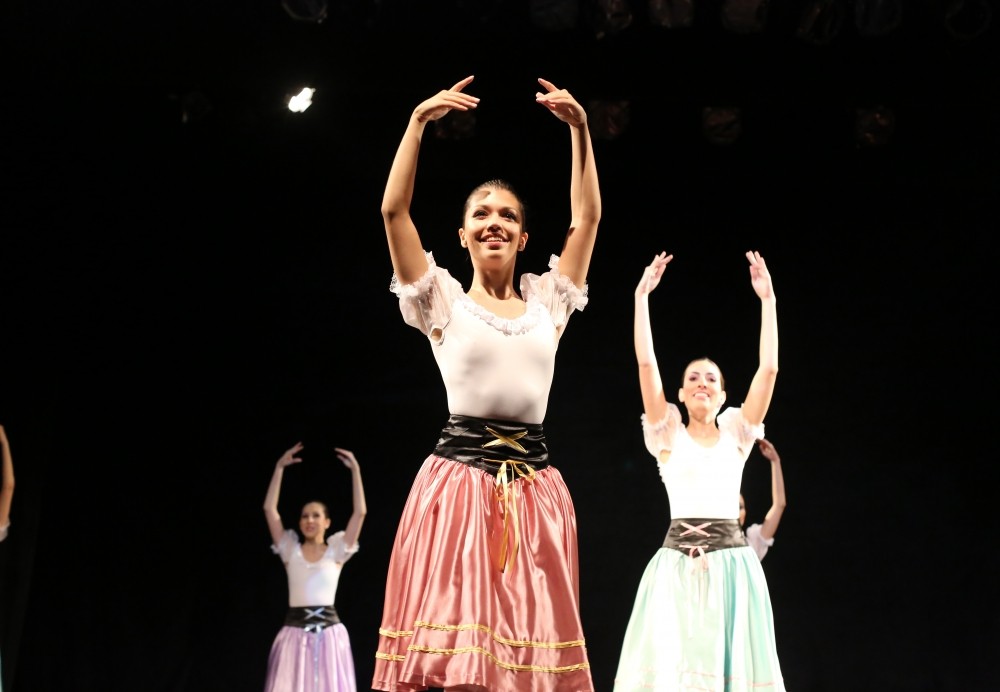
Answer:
[663,519,748,555]
[433,414,549,481]
[284,605,340,630]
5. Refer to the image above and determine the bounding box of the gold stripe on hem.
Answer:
[413,620,586,649]
[375,652,406,662]
[406,645,590,674]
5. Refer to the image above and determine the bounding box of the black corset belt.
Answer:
[284,605,340,631]
[662,518,748,556]
[433,414,549,483]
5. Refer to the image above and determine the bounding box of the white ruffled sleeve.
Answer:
[271,528,300,563]
[327,530,359,564]
[389,251,465,336]
[641,403,682,459]
[745,523,773,561]
[717,406,765,458]
[520,255,589,331]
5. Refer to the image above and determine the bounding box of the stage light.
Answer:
[795,0,845,46]
[530,0,580,31]
[855,106,894,148]
[592,0,634,38]
[589,99,631,141]
[721,0,769,34]
[648,0,693,28]
[854,0,901,37]
[942,0,992,41]
[287,88,316,113]
[701,107,743,146]
[281,0,327,23]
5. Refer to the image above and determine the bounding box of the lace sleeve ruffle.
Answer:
[389,251,464,336]
[641,403,682,460]
[718,406,765,457]
[327,530,359,564]
[271,528,300,562]
[520,254,589,330]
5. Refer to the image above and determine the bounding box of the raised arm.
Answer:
[0,425,14,533]
[334,448,367,549]
[755,438,786,541]
[382,76,480,285]
[535,78,601,289]
[741,251,778,426]
[634,252,673,423]
[263,442,304,547]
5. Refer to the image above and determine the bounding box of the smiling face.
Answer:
[299,502,331,542]
[458,183,527,268]
[678,358,726,417]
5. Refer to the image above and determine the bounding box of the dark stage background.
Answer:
[2,1,998,691]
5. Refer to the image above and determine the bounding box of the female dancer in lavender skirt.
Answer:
[263,443,367,692]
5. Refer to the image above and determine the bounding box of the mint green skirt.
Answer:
[614,544,785,691]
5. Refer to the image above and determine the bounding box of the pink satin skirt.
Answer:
[372,454,594,692]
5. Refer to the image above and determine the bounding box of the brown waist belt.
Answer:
[663,518,747,556]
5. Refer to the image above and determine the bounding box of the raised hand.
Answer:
[746,251,775,301]
[276,442,304,469]
[757,438,781,464]
[635,252,673,298]
[535,78,587,127]
[335,447,359,471]
[414,75,480,124]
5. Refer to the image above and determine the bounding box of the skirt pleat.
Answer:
[265,622,357,692]
[373,455,593,692]
[614,546,784,692]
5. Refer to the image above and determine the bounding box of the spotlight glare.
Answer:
[288,88,316,113]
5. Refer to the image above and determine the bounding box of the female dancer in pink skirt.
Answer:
[0,425,12,547]
[0,425,13,692]
[373,74,601,691]
[263,443,367,692]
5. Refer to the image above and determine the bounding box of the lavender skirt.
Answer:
[264,620,356,692]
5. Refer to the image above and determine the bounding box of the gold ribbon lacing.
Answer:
[480,425,537,573]
[483,426,528,454]
[493,458,536,573]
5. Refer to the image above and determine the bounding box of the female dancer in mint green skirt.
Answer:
[614,251,784,692]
